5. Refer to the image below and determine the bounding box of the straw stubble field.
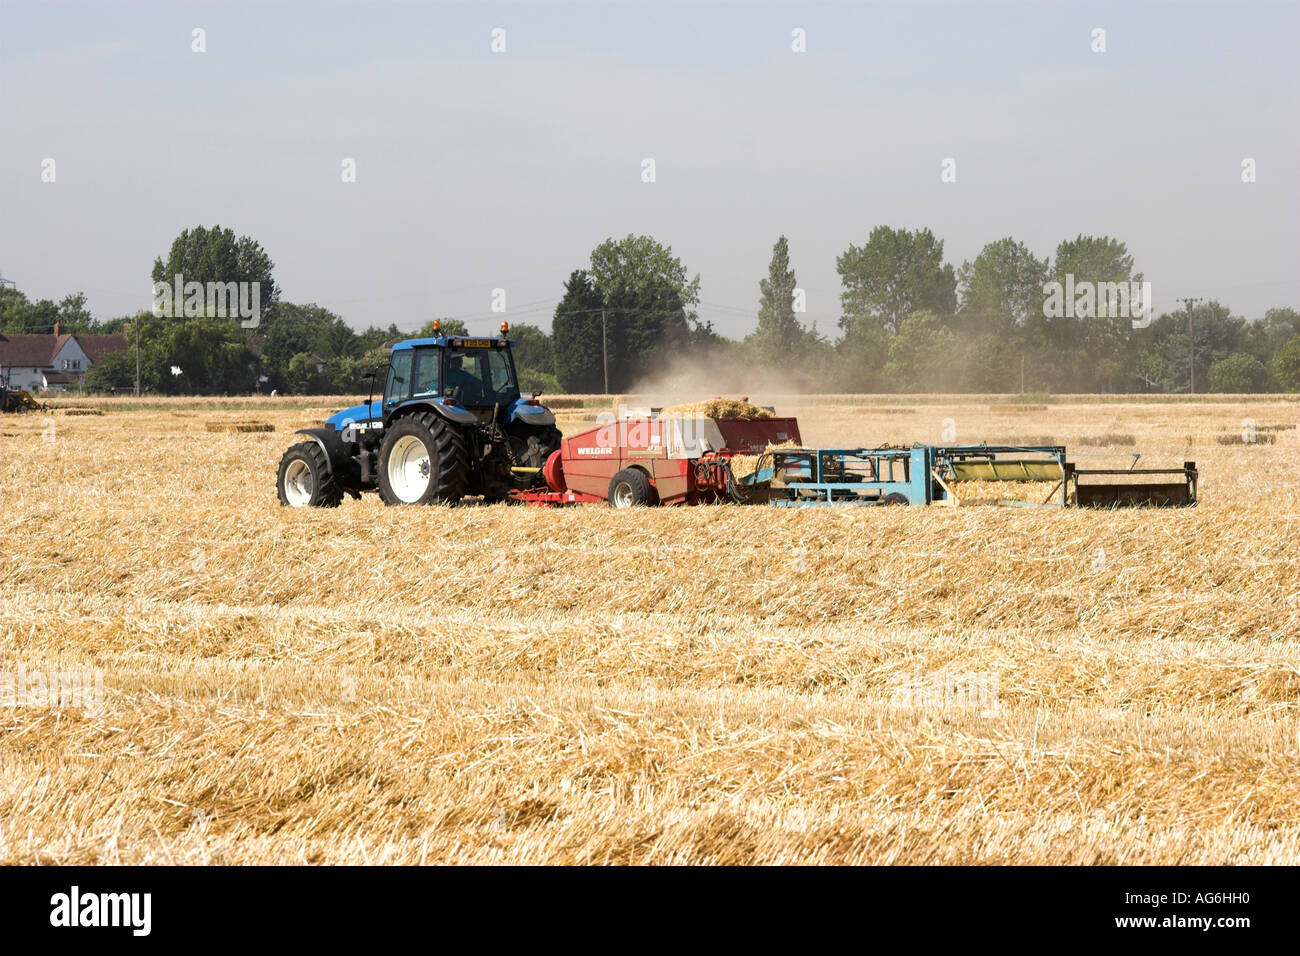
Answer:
[2,395,1299,864]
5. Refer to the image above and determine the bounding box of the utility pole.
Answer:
[1020,354,1025,394]
[1177,297,1203,393]
[601,308,608,395]
[134,319,141,397]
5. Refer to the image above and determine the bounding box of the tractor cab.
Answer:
[384,335,520,417]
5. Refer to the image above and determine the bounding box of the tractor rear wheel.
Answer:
[377,412,469,505]
[608,468,655,508]
[277,442,343,508]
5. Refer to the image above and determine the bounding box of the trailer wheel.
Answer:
[277,442,343,508]
[378,412,469,505]
[881,492,909,506]
[608,468,655,508]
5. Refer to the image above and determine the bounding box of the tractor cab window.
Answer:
[444,346,519,406]
[384,351,413,406]
[412,349,440,399]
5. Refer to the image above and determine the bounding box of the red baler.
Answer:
[512,414,801,507]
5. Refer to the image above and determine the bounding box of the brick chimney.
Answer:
[53,319,61,336]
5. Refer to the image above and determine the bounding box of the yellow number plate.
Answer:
[459,338,492,348]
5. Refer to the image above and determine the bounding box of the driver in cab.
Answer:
[445,354,486,405]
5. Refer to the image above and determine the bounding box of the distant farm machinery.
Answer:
[277,375,1197,509]
[510,412,1197,509]
[0,381,45,414]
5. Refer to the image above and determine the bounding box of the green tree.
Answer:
[162,315,258,393]
[1243,307,1300,362]
[1046,235,1141,358]
[589,234,701,390]
[507,323,553,375]
[356,324,403,353]
[56,293,94,332]
[883,310,957,391]
[750,235,814,362]
[286,352,324,394]
[416,317,469,337]
[551,270,606,393]
[1209,353,1270,393]
[0,288,59,334]
[261,303,357,390]
[151,225,280,320]
[1135,301,1243,393]
[109,312,256,395]
[84,350,136,392]
[956,238,1049,339]
[837,226,957,339]
[1270,336,1300,391]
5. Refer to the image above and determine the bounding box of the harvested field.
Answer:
[3,395,1299,864]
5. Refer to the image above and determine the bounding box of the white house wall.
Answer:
[51,337,91,373]
[3,367,46,390]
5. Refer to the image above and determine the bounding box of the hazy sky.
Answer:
[3,1,1297,338]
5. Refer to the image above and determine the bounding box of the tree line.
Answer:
[3,223,1297,395]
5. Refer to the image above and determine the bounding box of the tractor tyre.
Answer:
[277,442,344,508]
[377,412,469,505]
[881,492,910,506]
[608,468,655,508]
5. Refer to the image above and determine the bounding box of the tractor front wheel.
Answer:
[277,442,343,508]
[377,412,469,505]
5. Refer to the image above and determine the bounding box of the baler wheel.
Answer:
[276,442,343,508]
[881,492,909,506]
[377,412,469,505]
[608,468,655,508]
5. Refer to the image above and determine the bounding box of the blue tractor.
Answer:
[276,323,560,507]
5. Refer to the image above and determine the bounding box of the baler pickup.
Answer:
[1066,462,1198,508]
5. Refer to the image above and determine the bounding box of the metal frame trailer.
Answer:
[745,444,1197,508]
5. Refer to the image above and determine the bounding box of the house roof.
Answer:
[0,334,58,368]
[76,334,128,362]
[0,332,129,369]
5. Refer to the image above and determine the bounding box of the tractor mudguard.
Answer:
[391,400,480,426]
[293,427,350,476]
[506,399,556,427]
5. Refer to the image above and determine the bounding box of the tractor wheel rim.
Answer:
[613,481,634,507]
[389,435,432,502]
[284,459,313,506]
